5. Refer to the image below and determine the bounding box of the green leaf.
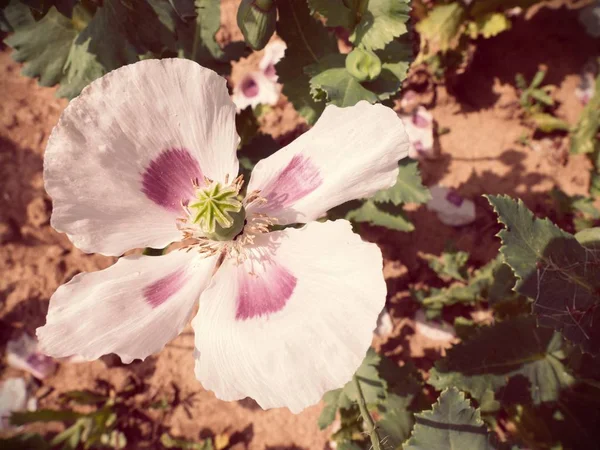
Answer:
[346,200,414,231]
[10,409,82,426]
[472,12,511,39]
[0,433,50,450]
[487,195,600,354]
[530,113,570,133]
[403,388,495,450]
[61,389,107,405]
[423,250,469,281]
[318,389,342,429]
[4,3,77,87]
[575,227,600,248]
[372,160,430,205]
[5,0,179,98]
[350,0,411,51]
[421,255,505,314]
[307,54,379,107]
[276,0,337,124]
[307,38,412,106]
[416,3,466,53]
[195,0,224,60]
[307,0,354,28]
[529,89,554,107]
[341,349,387,405]
[571,73,600,155]
[377,393,414,447]
[429,316,574,406]
[160,433,213,449]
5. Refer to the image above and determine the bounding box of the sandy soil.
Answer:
[0,1,598,449]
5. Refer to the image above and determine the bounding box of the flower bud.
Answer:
[345,48,382,82]
[237,0,277,51]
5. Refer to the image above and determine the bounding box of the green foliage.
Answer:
[309,0,410,51]
[348,0,411,51]
[487,195,600,354]
[403,388,495,450]
[429,316,574,408]
[319,349,422,449]
[5,377,209,449]
[2,0,243,98]
[275,0,337,124]
[422,249,470,282]
[416,2,466,54]
[160,433,213,450]
[236,0,276,50]
[514,70,569,133]
[418,255,511,318]
[571,72,600,155]
[416,0,545,78]
[342,160,430,232]
[278,0,411,122]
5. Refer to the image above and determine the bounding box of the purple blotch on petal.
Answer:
[143,269,186,308]
[412,111,431,128]
[261,155,323,212]
[241,76,260,98]
[445,190,465,207]
[236,262,297,320]
[141,148,202,212]
[264,64,277,80]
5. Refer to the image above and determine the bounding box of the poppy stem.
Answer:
[353,375,382,450]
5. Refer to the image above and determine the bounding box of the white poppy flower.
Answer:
[0,378,36,431]
[6,333,56,379]
[232,40,286,111]
[399,106,436,160]
[427,185,476,227]
[37,59,410,413]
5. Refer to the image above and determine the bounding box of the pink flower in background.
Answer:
[6,334,56,379]
[37,59,410,413]
[399,106,436,160]
[427,185,476,227]
[232,40,286,111]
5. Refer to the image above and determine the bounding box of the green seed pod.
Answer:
[345,48,382,82]
[237,0,277,51]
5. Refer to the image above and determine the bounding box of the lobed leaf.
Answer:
[346,200,414,231]
[276,0,337,124]
[307,0,354,29]
[421,255,506,315]
[487,195,600,354]
[428,316,574,406]
[416,3,466,54]
[403,388,495,450]
[350,0,411,51]
[4,3,77,87]
[372,159,430,205]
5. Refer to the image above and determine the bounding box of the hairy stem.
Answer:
[354,375,382,450]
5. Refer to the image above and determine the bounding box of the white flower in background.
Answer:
[399,106,436,160]
[576,68,596,105]
[579,1,600,38]
[414,310,456,343]
[374,307,393,337]
[6,333,57,379]
[232,40,286,111]
[0,378,36,431]
[427,185,476,227]
[37,59,410,413]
